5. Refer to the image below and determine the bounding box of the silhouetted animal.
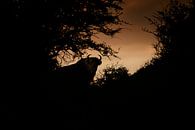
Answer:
[55,55,102,85]
[45,55,102,102]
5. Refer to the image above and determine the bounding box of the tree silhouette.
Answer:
[10,0,125,70]
[132,0,195,93]
[145,0,194,58]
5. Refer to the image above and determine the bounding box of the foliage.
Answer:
[145,0,194,58]
[132,0,194,89]
[92,64,130,87]
[10,0,126,70]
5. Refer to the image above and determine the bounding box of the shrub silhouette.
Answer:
[92,65,130,88]
[131,0,195,93]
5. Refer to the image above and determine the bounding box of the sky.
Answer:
[94,0,171,76]
[61,0,191,78]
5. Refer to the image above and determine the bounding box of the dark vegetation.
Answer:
[92,0,195,96]
[131,0,195,94]
[3,0,194,129]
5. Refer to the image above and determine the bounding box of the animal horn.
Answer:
[87,54,91,58]
[98,55,102,60]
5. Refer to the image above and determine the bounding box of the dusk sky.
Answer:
[90,0,190,78]
[94,0,172,76]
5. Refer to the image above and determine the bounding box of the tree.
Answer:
[132,0,195,90]
[145,0,194,58]
[10,0,125,70]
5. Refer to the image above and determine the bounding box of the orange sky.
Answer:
[94,0,192,77]
[92,0,190,78]
[94,0,172,76]
[62,0,190,78]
